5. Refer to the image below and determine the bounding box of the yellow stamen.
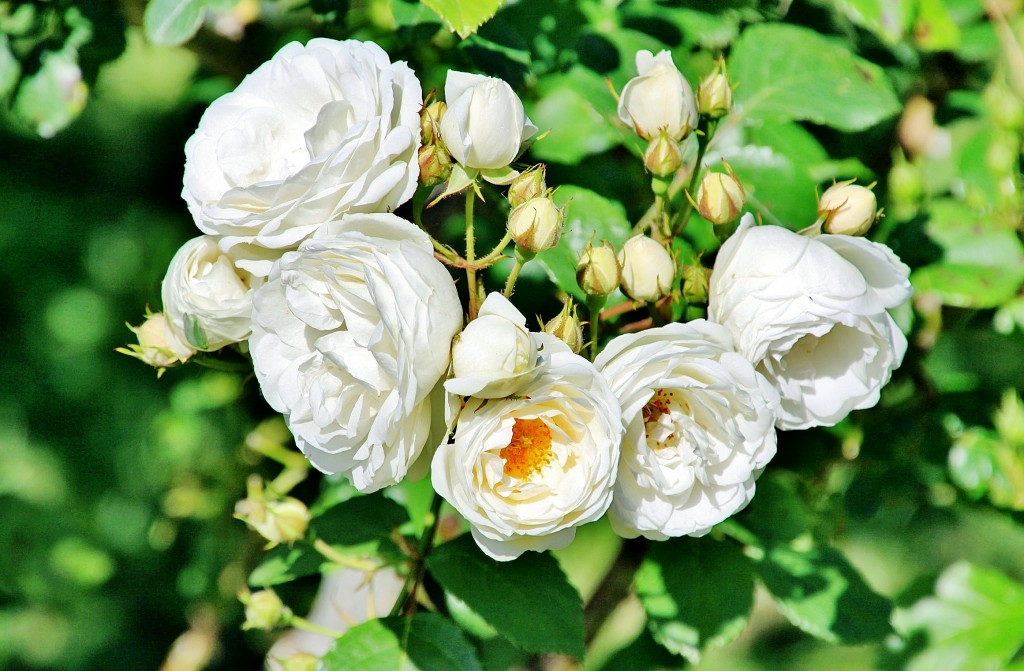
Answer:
[500,418,553,479]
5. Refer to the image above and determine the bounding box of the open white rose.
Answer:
[446,293,539,399]
[618,50,697,141]
[249,213,463,492]
[432,335,622,561]
[183,39,422,277]
[595,321,779,540]
[162,235,254,351]
[439,71,538,171]
[709,214,912,430]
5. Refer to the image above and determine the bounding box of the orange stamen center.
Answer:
[499,418,553,479]
[643,388,679,450]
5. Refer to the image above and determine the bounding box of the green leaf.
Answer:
[143,0,207,46]
[535,186,632,302]
[893,562,1024,671]
[528,67,621,165]
[913,0,961,52]
[833,0,913,44]
[735,472,812,546]
[249,542,323,587]
[425,534,585,657]
[755,544,893,644]
[728,23,901,131]
[596,628,685,671]
[319,613,483,671]
[421,0,503,39]
[635,537,754,663]
[313,492,409,547]
[182,313,208,350]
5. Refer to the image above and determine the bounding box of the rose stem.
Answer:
[465,190,480,319]
[585,295,606,362]
[673,118,718,235]
[583,537,649,646]
[502,258,524,298]
[388,492,445,617]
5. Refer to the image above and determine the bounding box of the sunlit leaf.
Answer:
[421,0,503,38]
[319,613,483,671]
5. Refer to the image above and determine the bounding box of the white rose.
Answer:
[439,71,538,170]
[249,213,463,492]
[595,321,779,540]
[162,235,254,351]
[709,214,913,430]
[446,293,539,399]
[432,335,622,561]
[182,39,422,277]
[618,234,676,303]
[618,50,697,141]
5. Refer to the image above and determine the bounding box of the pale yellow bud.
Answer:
[681,264,711,304]
[644,130,683,177]
[697,70,733,119]
[508,196,563,254]
[576,242,621,297]
[696,171,745,227]
[507,164,547,208]
[544,300,584,354]
[420,100,447,145]
[118,312,195,372]
[818,182,877,236]
[418,143,452,187]
[235,494,310,546]
[241,589,288,631]
[618,235,676,302]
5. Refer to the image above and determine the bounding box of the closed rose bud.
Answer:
[241,589,288,631]
[682,264,711,304]
[118,312,195,372]
[508,196,562,254]
[235,492,310,546]
[420,100,447,144]
[618,235,676,302]
[644,130,683,177]
[507,164,546,208]
[576,242,621,297]
[697,64,732,118]
[696,171,745,227]
[618,50,697,141]
[544,299,584,354]
[819,182,877,236]
[418,142,452,187]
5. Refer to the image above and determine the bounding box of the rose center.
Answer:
[500,418,553,479]
[643,388,689,451]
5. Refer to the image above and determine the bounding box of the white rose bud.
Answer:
[242,589,289,631]
[507,196,562,254]
[119,312,196,371]
[818,181,878,236]
[696,170,745,228]
[182,39,423,277]
[162,235,254,351]
[577,242,622,297]
[709,214,913,430]
[249,213,463,491]
[544,300,584,354]
[618,50,697,141]
[596,321,779,539]
[643,130,683,177]
[696,64,733,119]
[618,235,676,303]
[432,335,622,561]
[446,293,540,399]
[507,164,547,208]
[439,71,538,170]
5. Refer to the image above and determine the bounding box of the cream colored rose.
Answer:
[709,214,912,430]
[162,235,253,351]
[618,50,697,141]
[618,235,676,303]
[249,213,462,492]
[432,335,622,561]
[183,39,422,277]
[596,321,779,540]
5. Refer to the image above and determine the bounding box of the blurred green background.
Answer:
[3,0,1024,669]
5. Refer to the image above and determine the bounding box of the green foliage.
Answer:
[420,0,503,39]
[320,613,483,671]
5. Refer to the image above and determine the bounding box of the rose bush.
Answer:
[248,213,463,492]
[182,38,422,277]
[432,335,622,560]
[709,214,913,430]
[162,235,254,351]
[596,321,779,539]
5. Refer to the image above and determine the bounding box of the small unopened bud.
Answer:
[117,312,195,373]
[576,242,621,297]
[818,181,878,236]
[241,588,288,631]
[420,100,447,145]
[235,486,311,546]
[507,164,546,208]
[508,196,563,254]
[695,170,745,228]
[681,264,711,304]
[697,61,733,119]
[544,300,584,354]
[644,130,682,177]
[418,143,452,187]
[618,235,675,303]
[280,653,319,671]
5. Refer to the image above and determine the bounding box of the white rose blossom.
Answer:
[617,50,698,141]
[432,335,623,561]
[249,213,463,492]
[709,214,912,430]
[446,293,540,399]
[595,321,779,540]
[439,71,538,173]
[162,235,254,351]
[182,38,423,277]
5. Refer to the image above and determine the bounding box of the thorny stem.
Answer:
[389,492,445,617]
[585,295,606,362]
[465,190,480,319]
[673,118,718,235]
[503,258,525,298]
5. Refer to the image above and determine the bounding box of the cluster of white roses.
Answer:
[124,40,912,561]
